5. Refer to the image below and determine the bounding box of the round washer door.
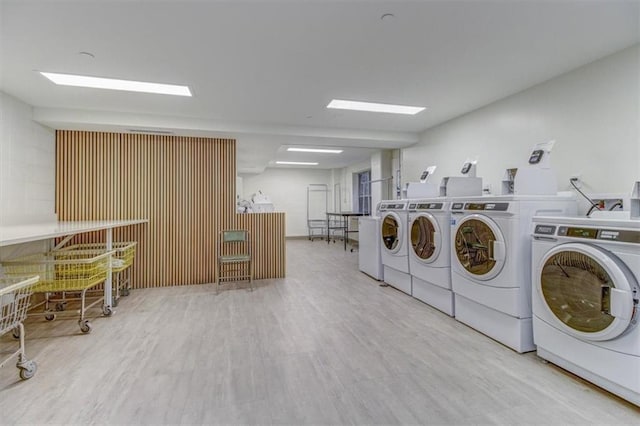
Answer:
[410,213,441,264]
[381,212,403,254]
[453,214,506,281]
[536,243,638,341]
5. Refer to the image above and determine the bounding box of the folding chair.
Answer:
[216,230,253,293]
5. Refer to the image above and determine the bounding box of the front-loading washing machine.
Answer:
[450,194,576,352]
[379,200,411,295]
[407,198,453,315]
[531,215,639,406]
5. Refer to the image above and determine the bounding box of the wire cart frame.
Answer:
[55,241,137,305]
[0,276,39,380]
[2,250,114,334]
[307,184,329,241]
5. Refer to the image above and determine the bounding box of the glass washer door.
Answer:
[381,212,403,254]
[411,213,441,264]
[453,214,506,281]
[536,243,637,341]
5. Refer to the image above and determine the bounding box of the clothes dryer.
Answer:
[379,200,411,295]
[407,199,453,315]
[450,194,576,352]
[531,215,639,406]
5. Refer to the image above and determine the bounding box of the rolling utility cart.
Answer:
[0,276,39,380]
[3,249,114,334]
[55,241,137,305]
[307,184,329,241]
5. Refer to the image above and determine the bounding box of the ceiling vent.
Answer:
[128,129,174,135]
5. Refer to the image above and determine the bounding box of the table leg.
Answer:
[343,217,347,250]
[327,215,330,244]
[104,228,113,314]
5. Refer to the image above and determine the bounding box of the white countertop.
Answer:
[0,220,148,247]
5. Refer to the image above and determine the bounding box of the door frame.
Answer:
[381,211,404,254]
[410,212,442,264]
[535,242,637,341]
[452,213,506,281]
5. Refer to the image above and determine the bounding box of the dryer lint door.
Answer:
[411,213,441,263]
[536,243,638,341]
[453,214,506,281]
[381,212,403,254]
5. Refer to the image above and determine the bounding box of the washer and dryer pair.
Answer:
[379,199,453,315]
[531,214,639,406]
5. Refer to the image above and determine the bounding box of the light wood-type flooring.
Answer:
[1,239,639,424]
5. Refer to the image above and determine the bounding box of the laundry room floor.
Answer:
[0,239,639,424]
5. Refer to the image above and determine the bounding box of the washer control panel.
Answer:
[379,202,408,211]
[450,202,509,211]
[534,224,640,244]
[408,202,444,211]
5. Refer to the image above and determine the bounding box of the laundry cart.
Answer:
[2,249,114,334]
[0,276,39,380]
[55,241,137,305]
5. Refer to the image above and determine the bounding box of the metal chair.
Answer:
[216,230,253,293]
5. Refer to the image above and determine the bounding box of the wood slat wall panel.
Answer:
[234,213,286,279]
[55,130,285,288]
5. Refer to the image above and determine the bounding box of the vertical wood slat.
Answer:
[55,130,286,289]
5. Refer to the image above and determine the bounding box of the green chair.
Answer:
[216,230,253,293]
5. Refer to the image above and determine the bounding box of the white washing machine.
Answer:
[407,198,454,316]
[531,215,640,406]
[358,216,384,280]
[379,200,411,295]
[450,194,577,353]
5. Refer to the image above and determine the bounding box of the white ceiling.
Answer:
[1,0,638,173]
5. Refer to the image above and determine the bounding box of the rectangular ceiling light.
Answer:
[327,99,425,115]
[287,147,343,154]
[276,161,319,166]
[40,72,192,96]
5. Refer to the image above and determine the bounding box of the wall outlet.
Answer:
[593,198,624,211]
[586,193,629,214]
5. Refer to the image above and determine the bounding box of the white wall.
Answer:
[402,45,640,211]
[333,160,371,212]
[391,149,402,199]
[236,176,243,200]
[0,91,56,262]
[0,91,56,225]
[241,168,333,237]
[370,149,393,210]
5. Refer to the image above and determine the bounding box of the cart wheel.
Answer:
[79,320,92,334]
[18,361,37,380]
[44,311,55,321]
[55,302,66,312]
[102,305,114,317]
[122,288,130,297]
[12,328,20,339]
